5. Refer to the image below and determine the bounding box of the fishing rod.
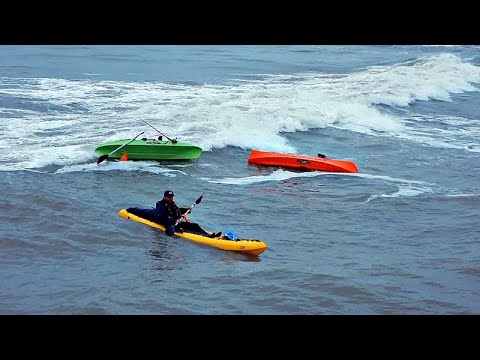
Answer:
[141,119,177,143]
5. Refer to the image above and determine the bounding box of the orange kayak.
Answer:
[248,149,359,173]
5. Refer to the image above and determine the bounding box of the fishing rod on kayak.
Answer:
[141,119,177,143]
[175,193,203,226]
[96,131,144,165]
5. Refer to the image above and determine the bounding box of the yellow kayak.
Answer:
[117,209,268,256]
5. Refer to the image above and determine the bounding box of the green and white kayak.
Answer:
[95,138,203,161]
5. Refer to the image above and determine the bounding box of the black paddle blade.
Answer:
[97,154,108,164]
[196,194,203,204]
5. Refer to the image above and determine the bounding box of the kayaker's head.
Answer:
[163,190,175,201]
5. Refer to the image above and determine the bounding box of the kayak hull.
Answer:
[117,209,268,256]
[248,149,359,173]
[95,139,203,160]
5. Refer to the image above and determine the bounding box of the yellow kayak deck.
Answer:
[118,209,268,256]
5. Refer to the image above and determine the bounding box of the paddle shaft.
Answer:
[97,131,144,164]
[175,194,203,226]
[141,120,176,143]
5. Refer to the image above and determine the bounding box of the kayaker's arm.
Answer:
[179,207,191,215]
[174,194,203,226]
[178,207,192,222]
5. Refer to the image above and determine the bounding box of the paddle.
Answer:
[141,119,177,143]
[96,131,144,165]
[175,193,203,226]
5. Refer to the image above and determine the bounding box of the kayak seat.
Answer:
[126,208,223,239]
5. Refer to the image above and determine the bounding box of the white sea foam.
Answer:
[55,161,188,176]
[1,53,479,171]
[202,169,349,185]
[359,173,436,202]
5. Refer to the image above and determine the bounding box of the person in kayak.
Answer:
[153,190,188,236]
[155,190,222,237]
[127,190,221,238]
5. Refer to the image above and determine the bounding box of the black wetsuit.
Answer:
[127,200,214,237]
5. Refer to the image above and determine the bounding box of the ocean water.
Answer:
[0,45,479,314]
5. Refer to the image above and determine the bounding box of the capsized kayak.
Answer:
[248,149,359,173]
[117,209,268,256]
[95,138,203,160]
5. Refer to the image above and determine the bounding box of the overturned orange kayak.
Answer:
[248,149,359,173]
